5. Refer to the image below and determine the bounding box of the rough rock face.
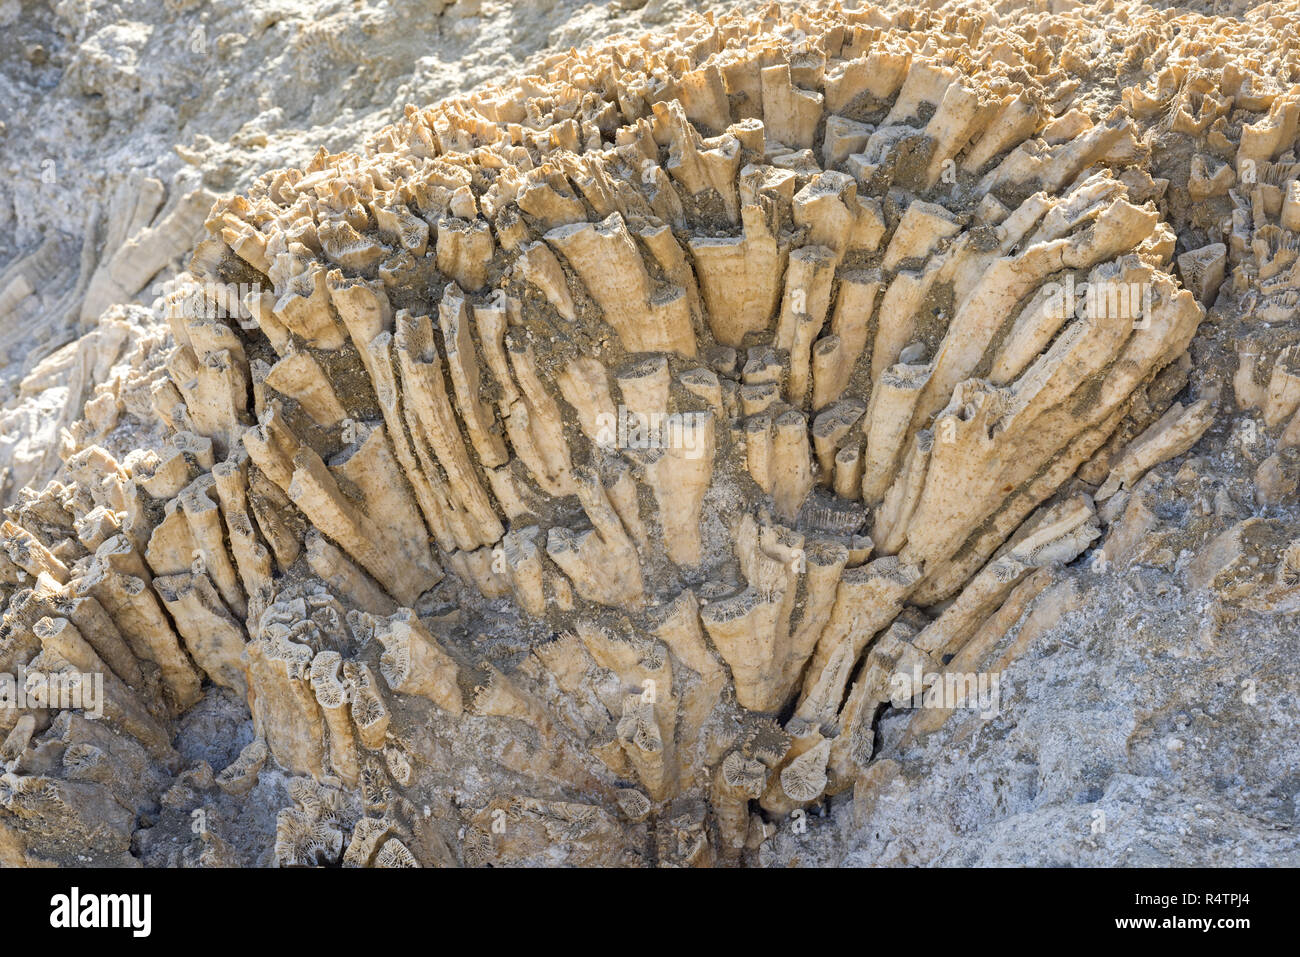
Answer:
[2,0,1299,866]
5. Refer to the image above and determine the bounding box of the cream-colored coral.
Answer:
[6,0,1296,867]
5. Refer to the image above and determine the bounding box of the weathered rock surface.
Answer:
[1,0,1298,867]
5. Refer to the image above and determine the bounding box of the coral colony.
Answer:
[3,1,1299,866]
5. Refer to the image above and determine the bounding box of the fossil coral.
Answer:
[4,0,1300,867]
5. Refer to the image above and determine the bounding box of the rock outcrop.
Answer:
[3,0,1299,867]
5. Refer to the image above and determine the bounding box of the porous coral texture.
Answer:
[2,0,1299,867]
